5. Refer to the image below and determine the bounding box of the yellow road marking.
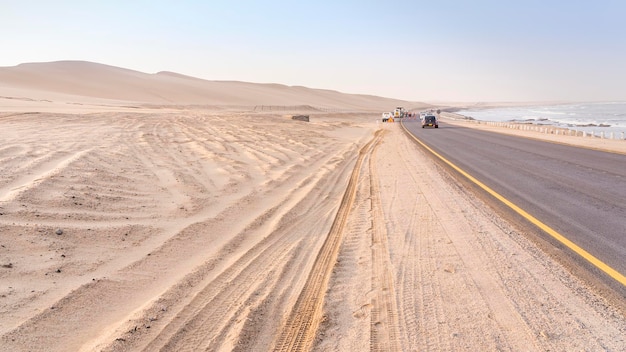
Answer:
[401,122,626,287]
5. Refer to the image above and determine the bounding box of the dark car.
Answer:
[422,115,438,128]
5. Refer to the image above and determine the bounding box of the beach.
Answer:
[1,62,624,351]
[452,102,626,138]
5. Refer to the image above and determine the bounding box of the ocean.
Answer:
[454,102,626,138]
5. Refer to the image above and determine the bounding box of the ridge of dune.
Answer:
[0,60,425,110]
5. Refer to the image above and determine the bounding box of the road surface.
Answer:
[402,119,626,293]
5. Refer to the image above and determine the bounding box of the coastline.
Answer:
[444,102,626,140]
[440,111,626,154]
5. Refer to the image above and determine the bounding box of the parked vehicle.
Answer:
[394,107,406,118]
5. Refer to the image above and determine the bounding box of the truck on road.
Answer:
[394,107,406,119]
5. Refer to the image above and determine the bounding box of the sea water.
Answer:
[455,102,626,137]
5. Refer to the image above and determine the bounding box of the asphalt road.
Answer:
[402,119,626,289]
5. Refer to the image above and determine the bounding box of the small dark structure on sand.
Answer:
[292,115,310,122]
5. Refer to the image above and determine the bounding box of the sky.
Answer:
[1,0,626,102]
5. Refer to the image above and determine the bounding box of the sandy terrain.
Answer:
[0,62,624,351]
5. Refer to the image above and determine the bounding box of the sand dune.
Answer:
[0,61,420,111]
[0,62,623,351]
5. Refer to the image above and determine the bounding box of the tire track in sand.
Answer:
[273,130,383,352]
[368,130,401,351]
[0,149,92,202]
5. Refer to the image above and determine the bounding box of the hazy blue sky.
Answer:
[2,0,625,102]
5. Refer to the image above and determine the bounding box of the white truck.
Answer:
[393,107,406,118]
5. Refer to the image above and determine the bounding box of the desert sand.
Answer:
[0,62,624,351]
